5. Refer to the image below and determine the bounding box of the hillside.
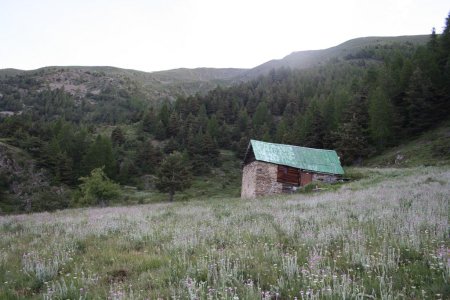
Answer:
[240,35,429,79]
[0,66,247,104]
[0,34,429,108]
[0,34,431,124]
[365,121,450,167]
[0,166,448,299]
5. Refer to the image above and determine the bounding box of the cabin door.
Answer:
[300,171,312,186]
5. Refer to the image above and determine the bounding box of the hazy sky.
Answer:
[0,0,448,72]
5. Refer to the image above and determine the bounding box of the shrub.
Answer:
[78,167,121,206]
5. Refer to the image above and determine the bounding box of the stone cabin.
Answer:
[241,140,344,198]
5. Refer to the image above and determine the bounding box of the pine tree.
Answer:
[368,87,394,150]
[136,140,163,174]
[196,105,208,131]
[167,112,180,138]
[404,68,435,134]
[309,113,327,148]
[252,102,271,128]
[82,135,116,178]
[201,131,220,167]
[275,119,289,143]
[207,115,220,141]
[333,92,370,165]
[439,12,450,70]
[438,13,450,100]
[158,102,170,128]
[164,137,181,154]
[237,109,250,133]
[301,102,327,148]
[187,130,211,175]
[156,152,191,202]
[142,107,157,133]
[333,115,369,165]
[154,120,167,140]
[111,127,125,147]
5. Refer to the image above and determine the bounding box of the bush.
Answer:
[78,167,121,206]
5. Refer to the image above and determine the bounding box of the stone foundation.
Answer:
[312,173,339,184]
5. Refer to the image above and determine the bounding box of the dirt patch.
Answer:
[107,269,129,283]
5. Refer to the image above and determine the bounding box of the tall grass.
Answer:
[0,167,448,299]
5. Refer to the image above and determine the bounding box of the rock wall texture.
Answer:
[312,173,339,183]
[241,161,282,198]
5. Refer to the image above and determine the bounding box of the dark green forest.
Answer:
[0,14,449,213]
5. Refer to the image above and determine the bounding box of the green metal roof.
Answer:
[246,139,344,175]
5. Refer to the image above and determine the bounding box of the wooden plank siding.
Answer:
[277,165,316,187]
[277,165,300,186]
[300,171,313,186]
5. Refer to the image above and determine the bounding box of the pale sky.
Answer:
[0,0,448,72]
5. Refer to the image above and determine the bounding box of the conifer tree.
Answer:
[158,102,170,128]
[111,127,125,147]
[156,152,191,202]
[207,115,220,140]
[201,131,220,167]
[404,68,435,134]
[368,87,394,149]
[301,101,327,148]
[82,135,116,178]
[333,115,369,165]
[142,107,157,133]
[167,112,180,138]
[275,119,289,143]
[136,140,163,174]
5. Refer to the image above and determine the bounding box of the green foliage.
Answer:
[82,135,116,178]
[111,127,125,147]
[369,87,394,149]
[136,140,163,174]
[78,167,121,206]
[333,115,369,165]
[155,152,192,201]
[32,188,72,212]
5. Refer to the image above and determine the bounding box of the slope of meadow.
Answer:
[365,122,450,167]
[0,167,448,299]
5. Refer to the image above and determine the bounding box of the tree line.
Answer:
[147,14,449,165]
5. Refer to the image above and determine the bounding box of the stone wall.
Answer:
[312,173,340,183]
[241,161,257,198]
[241,161,282,198]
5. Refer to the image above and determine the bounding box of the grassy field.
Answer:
[0,166,448,299]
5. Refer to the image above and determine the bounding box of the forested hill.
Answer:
[240,35,430,79]
[0,13,449,213]
[0,66,247,123]
[0,35,431,122]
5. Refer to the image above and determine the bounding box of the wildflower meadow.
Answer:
[0,167,448,299]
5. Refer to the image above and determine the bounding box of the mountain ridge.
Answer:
[239,35,429,79]
[0,34,430,104]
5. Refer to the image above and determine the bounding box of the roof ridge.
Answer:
[251,139,336,152]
